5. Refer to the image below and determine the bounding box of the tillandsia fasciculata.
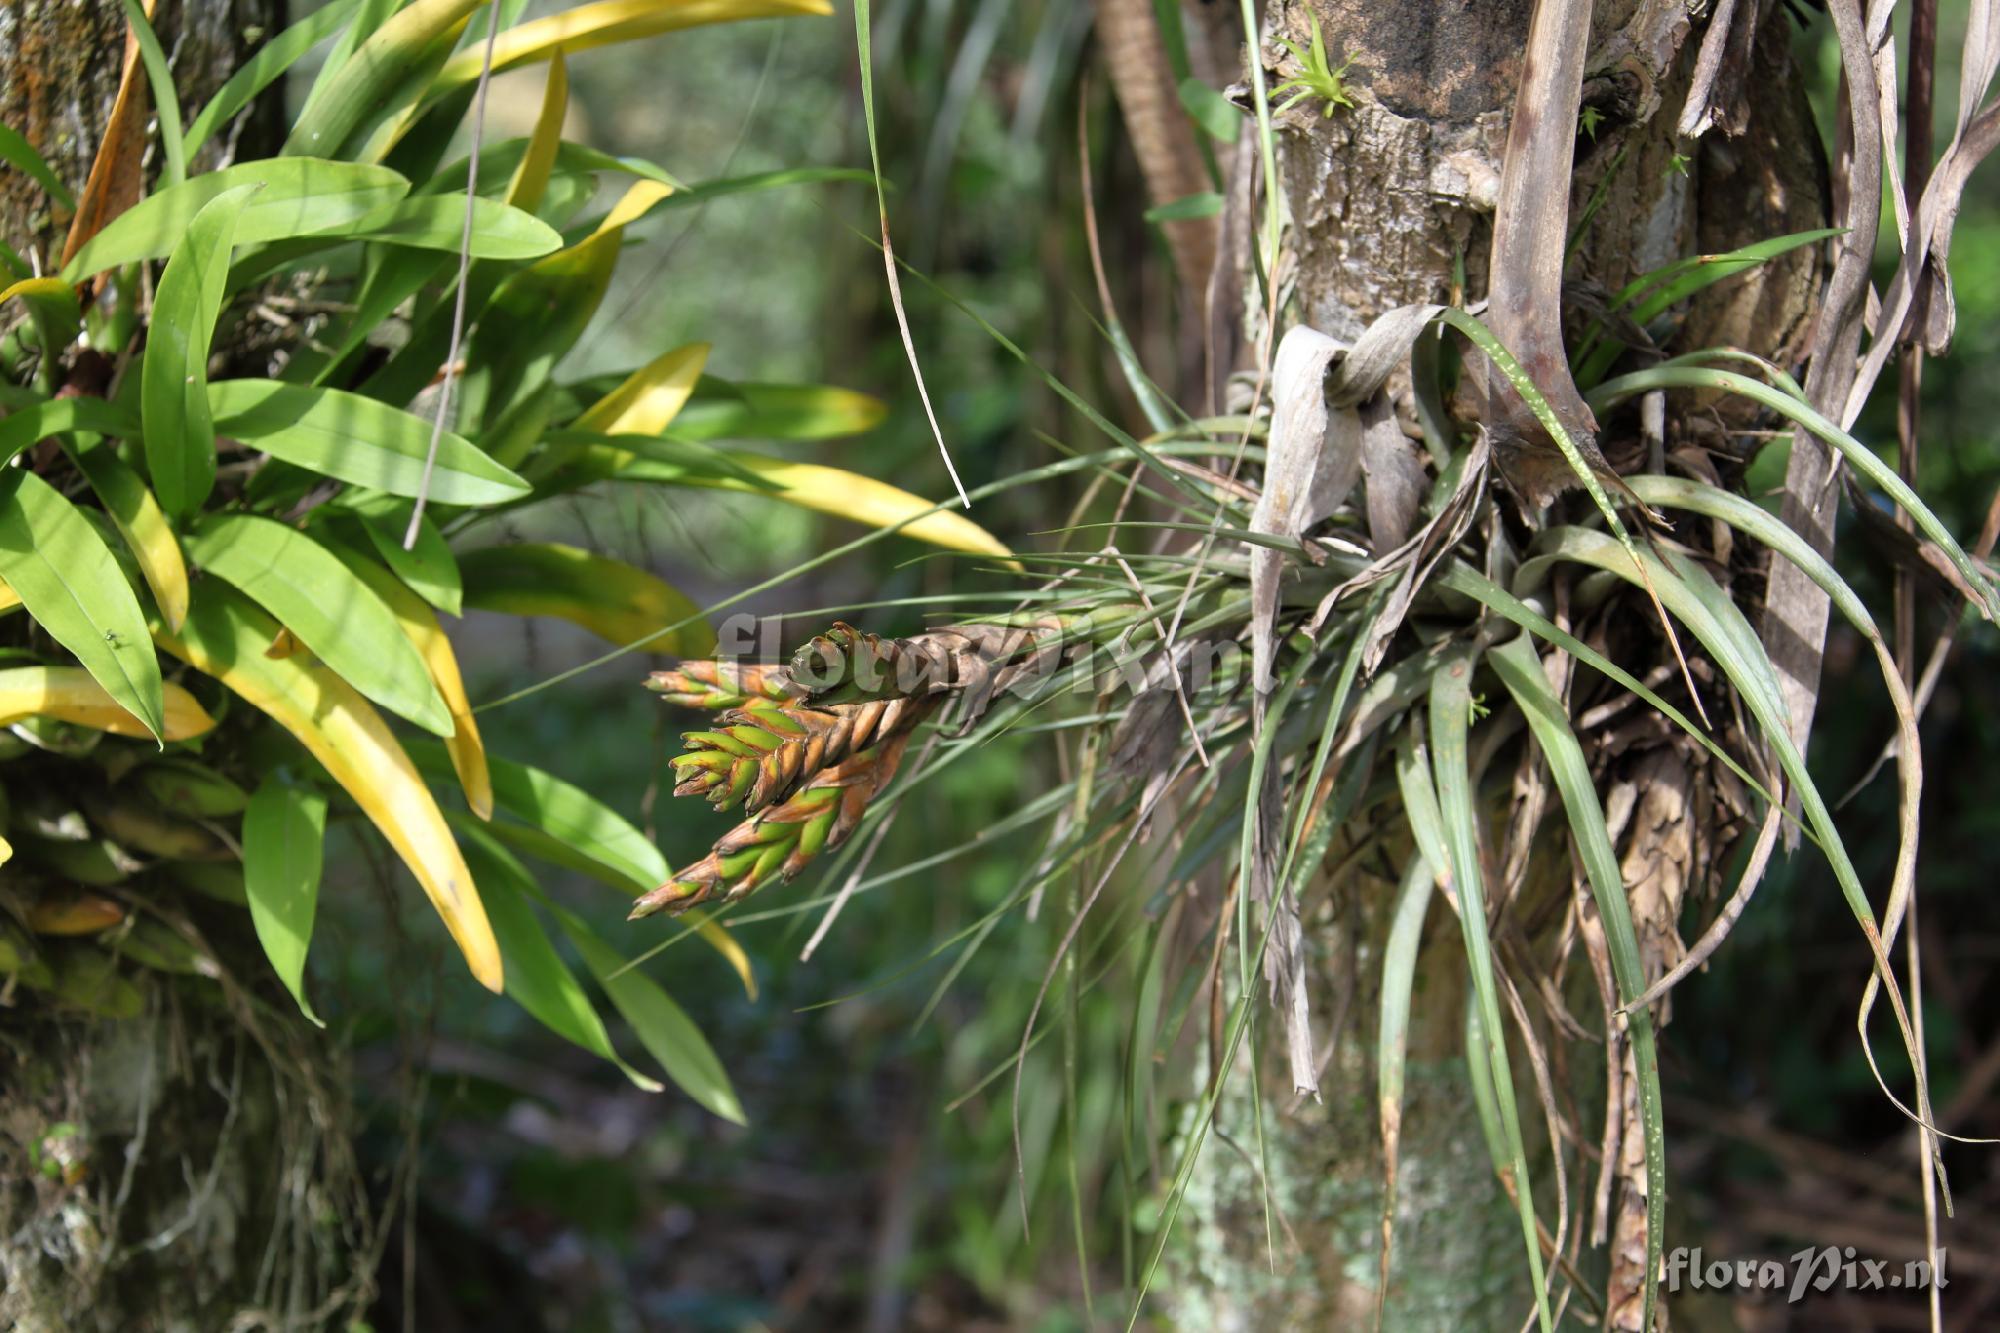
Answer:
[633,611,1245,918]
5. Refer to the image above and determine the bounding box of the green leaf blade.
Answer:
[243,776,329,1025]
[207,380,531,504]
[143,185,259,518]
[185,514,452,735]
[0,471,165,740]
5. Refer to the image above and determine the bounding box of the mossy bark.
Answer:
[0,6,376,1328]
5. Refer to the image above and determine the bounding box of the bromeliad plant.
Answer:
[630,1,2000,1325]
[0,0,1010,1120]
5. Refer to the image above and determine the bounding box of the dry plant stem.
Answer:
[1483,0,1598,456]
[1763,0,1881,755]
[1092,0,1216,291]
[405,0,500,548]
[1897,0,1937,682]
[1624,802,1781,1012]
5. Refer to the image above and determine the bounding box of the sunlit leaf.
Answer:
[343,193,563,256]
[187,514,451,735]
[579,342,710,435]
[208,380,531,503]
[459,542,716,656]
[637,453,1014,562]
[65,441,190,633]
[507,49,568,213]
[155,583,502,991]
[426,0,835,106]
[0,278,83,357]
[185,0,368,155]
[663,376,888,442]
[320,533,489,818]
[63,159,410,281]
[283,0,491,161]
[0,471,164,740]
[0,666,211,739]
[243,776,328,1025]
[143,185,257,518]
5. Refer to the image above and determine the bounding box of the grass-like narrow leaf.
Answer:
[1374,853,1435,1329]
[1522,528,1942,1141]
[1427,654,1555,1333]
[1590,365,1998,617]
[118,0,186,188]
[0,124,76,210]
[1488,633,1665,1333]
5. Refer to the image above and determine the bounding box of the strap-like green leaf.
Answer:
[185,0,370,156]
[185,514,452,735]
[458,542,716,656]
[62,159,409,281]
[0,398,137,466]
[1427,655,1554,1333]
[1488,634,1665,1333]
[207,380,531,504]
[0,123,76,211]
[330,494,462,617]
[407,739,667,892]
[457,824,663,1091]
[555,904,747,1124]
[0,471,164,740]
[243,776,329,1025]
[144,185,259,518]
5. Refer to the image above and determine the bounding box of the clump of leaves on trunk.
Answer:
[0,2,1027,1275]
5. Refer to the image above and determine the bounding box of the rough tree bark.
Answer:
[1142,1,1828,1326]
[0,6,383,1330]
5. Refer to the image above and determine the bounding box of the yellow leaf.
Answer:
[0,665,214,739]
[0,575,18,613]
[693,915,756,1001]
[332,542,494,821]
[0,834,11,867]
[431,0,833,100]
[578,343,710,435]
[667,453,1016,563]
[596,177,675,234]
[506,48,567,213]
[70,442,190,632]
[0,277,81,319]
[155,585,504,992]
[459,543,717,656]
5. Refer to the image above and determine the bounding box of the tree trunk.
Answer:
[0,7,381,1330]
[1157,1,1828,1324]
